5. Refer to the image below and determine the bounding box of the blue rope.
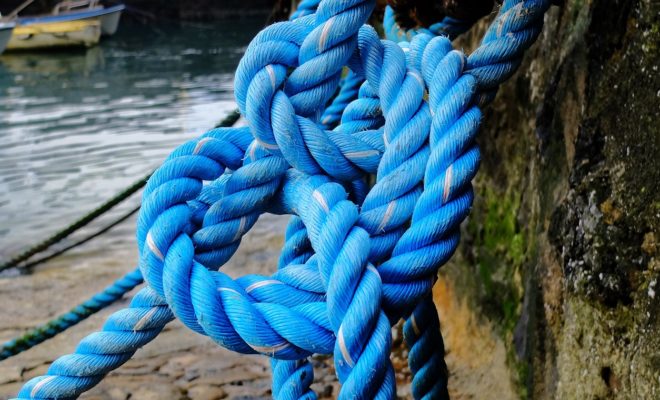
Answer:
[1,268,143,361]
[290,0,321,19]
[271,358,317,399]
[388,17,476,398]
[13,1,553,398]
[405,295,450,399]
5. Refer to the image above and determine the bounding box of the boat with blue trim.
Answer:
[4,0,124,51]
[18,1,125,37]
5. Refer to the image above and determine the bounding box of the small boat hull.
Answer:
[6,19,101,50]
[99,6,123,36]
[0,22,15,54]
[17,4,125,37]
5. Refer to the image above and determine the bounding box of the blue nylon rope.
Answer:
[13,1,553,398]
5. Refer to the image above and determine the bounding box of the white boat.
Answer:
[17,1,125,37]
[50,0,125,36]
[3,0,124,51]
[0,20,15,54]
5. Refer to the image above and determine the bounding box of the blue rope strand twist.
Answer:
[271,358,317,399]
[405,295,450,399]
[319,70,364,129]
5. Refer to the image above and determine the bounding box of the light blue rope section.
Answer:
[405,295,450,399]
[14,1,553,398]
[290,0,321,20]
[384,10,478,398]
[271,358,317,399]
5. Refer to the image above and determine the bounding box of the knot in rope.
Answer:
[15,1,553,399]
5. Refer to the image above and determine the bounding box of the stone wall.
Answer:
[438,0,660,398]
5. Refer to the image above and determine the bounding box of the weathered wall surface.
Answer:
[437,0,660,398]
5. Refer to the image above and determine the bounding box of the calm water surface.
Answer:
[0,19,263,264]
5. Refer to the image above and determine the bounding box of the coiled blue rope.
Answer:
[13,1,553,398]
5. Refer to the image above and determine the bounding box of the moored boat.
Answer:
[19,1,125,37]
[3,0,124,51]
[0,0,125,50]
[0,20,15,54]
[6,18,101,50]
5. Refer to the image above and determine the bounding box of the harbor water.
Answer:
[0,19,263,266]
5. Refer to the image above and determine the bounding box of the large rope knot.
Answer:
[14,1,556,399]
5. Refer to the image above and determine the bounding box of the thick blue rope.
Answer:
[290,0,321,20]
[16,287,172,399]
[14,1,552,398]
[286,5,470,395]
[291,0,364,132]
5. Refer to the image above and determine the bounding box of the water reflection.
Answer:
[0,19,262,259]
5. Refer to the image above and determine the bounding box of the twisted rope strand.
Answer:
[397,2,551,396]
[273,1,552,396]
[271,358,317,399]
[405,295,450,399]
[320,70,364,129]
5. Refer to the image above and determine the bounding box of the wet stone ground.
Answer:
[0,213,419,399]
